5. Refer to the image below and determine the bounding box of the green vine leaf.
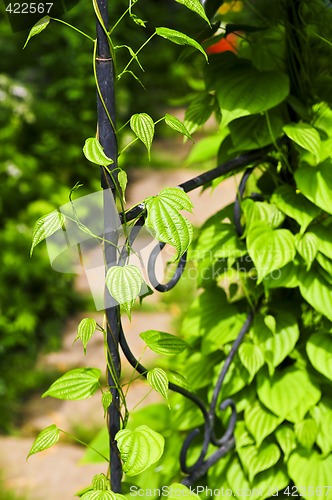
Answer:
[156,27,208,61]
[242,200,285,232]
[184,93,215,135]
[238,442,281,483]
[306,333,332,381]
[105,265,143,319]
[76,318,97,354]
[244,401,282,447]
[115,425,164,476]
[42,368,101,400]
[83,138,113,166]
[30,210,65,256]
[275,426,297,462]
[295,419,318,449]
[23,16,51,49]
[164,114,193,140]
[295,160,332,215]
[247,224,296,283]
[101,392,112,418]
[147,367,169,404]
[140,330,188,356]
[174,0,211,25]
[145,188,193,259]
[27,424,60,458]
[238,342,265,382]
[311,403,332,456]
[130,113,155,159]
[81,491,118,500]
[283,123,321,161]
[295,233,318,270]
[288,449,332,498]
[118,170,128,203]
[299,269,332,322]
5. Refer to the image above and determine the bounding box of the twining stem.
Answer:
[50,17,95,42]
[60,429,109,462]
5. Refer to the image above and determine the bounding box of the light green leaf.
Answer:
[140,330,188,356]
[275,426,297,462]
[27,424,60,458]
[311,402,332,456]
[288,450,332,500]
[238,342,265,381]
[194,222,246,262]
[92,474,109,491]
[164,114,193,140]
[130,113,155,159]
[76,318,97,354]
[242,199,285,232]
[106,265,143,319]
[147,368,169,402]
[81,491,117,500]
[295,160,332,214]
[83,138,113,166]
[234,421,255,449]
[306,333,332,381]
[156,187,193,212]
[238,442,281,483]
[115,425,164,476]
[23,16,50,49]
[156,27,208,61]
[264,315,276,334]
[271,185,320,232]
[184,93,215,135]
[295,233,318,270]
[317,252,332,276]
[186,133,224,165]
[101,392,112,417]
[118,170,128,203]
[295,419,318,449]
[216,57,290,127]
[30,210,65,256]
[42,368,100,400]
[299,269,332,321]
[307,224,332,260]
[247,224,296,283]
[245,401,282,447]
[263,261,300,290]
[145,189,193,259]
[257,368,321,423]
[174,0,210,25]
[227,457,289,499]
[283,123,321,161]
[167,371,191,390]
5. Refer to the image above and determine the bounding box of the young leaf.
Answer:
[174,0,211,25]
[238,342,265,381]
[295,419,318,449]
[140,330,188,356]
[283,123,321,161]
[145,189,193,259]
[23,16,50,49]
[164,114,193,140]
[30,210,65,256]
[295,233,318,270]
[118,170,128,203]
[115,425,164,476]
[42,368,101,400]
[27,424,60,458]
[130,113,155,159]
[275,426,296,462]
[81,491,117,500]
[76,318,97,354]
[147,368,169,403]
[306,333,332,381]
[247,224,296,283]
[101,392,112,417]
[156,27,208,61]
[238,442,281,483]
[83,138,113,166]
[105,265,143,319]
[244,401,282,447]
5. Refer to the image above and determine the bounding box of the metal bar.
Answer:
[95,0,122,491]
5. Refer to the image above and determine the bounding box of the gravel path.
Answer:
[0,168,236,499]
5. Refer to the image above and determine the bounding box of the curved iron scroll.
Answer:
[115,148,274,487]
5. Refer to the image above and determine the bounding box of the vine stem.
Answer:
[50,17,95,42]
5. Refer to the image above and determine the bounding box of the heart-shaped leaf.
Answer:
[83,138,114,166]
[288,449,332,499]
[283,123,321,161]
[238,442,281,482]
[245,401,282,447]
[106,265,143,319]
[42,368,100,400]
[30,210,65,256]
[76,318,97,354]
[307,333,332,381]
[275,426,297,462]
[299,269,332,322]
[130,113,155,159]
[27,424,60,458]
[295,160,332,214]
[295,233,318,270]
[238,342,265,381]
[147,368,169,403]
[156,27,208,61]
[271,185,320,232]
[140,330,188,356]
[116,425,164,476]
[295,419,318,449]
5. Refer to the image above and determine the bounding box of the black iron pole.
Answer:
[95,0,122,492]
